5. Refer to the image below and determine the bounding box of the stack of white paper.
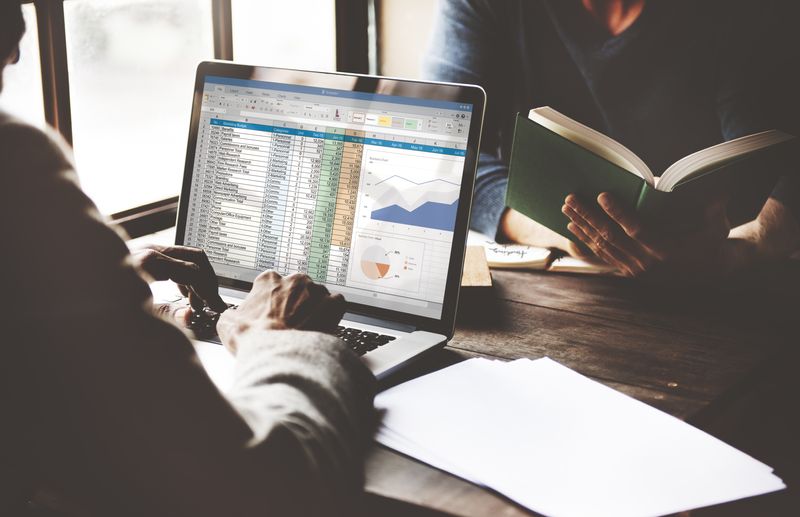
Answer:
[375,357,784,517]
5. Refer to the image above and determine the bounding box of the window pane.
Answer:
[231,0,335,71]
[378,0,438,79]
[0,4,46,127]
[65,0,214,214]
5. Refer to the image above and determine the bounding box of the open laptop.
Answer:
[174,61,485,381]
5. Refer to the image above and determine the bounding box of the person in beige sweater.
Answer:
[0,4,376,516]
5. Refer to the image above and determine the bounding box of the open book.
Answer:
[507,107,796,244]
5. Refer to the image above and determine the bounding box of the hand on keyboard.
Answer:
[185,298,397,358]
[133,245,227,312]
[217,272,346,353]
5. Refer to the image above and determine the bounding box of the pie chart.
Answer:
[360,245,391,280]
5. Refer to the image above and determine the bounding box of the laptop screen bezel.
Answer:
[176,61,486,339]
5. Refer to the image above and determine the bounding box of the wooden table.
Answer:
[363,264,800,516]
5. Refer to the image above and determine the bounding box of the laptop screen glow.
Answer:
[182,76,474,319]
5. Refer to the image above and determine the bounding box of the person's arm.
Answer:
[5,120,375,517]
[425,1,505,237]
[502,206,588,256]
[726,197,800,268]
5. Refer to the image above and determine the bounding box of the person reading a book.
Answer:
[426,0,800,278]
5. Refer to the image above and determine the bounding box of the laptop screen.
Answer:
[181,74,475,320]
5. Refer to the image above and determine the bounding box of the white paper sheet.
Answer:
[467,230,552,269]
[375,357,784,517]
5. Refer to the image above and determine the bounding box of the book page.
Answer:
[657,130,794,192]
[529,107,655,185]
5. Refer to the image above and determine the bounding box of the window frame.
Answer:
[21,0,371,237]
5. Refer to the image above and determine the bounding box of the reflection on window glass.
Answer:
[231,0,335,71]
[0,4,46,127]
[65,0,213,214]
[378,0,438,79]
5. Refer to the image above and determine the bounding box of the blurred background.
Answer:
[0,0,435,224]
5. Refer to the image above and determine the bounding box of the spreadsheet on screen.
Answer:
[183,76,474,319]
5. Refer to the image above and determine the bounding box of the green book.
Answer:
[506,107,797,242]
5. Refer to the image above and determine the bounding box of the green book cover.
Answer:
[505,113,796,243]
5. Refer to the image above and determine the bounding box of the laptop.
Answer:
[174,61,485,381]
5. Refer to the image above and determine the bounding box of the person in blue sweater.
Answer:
[426,0,799,279]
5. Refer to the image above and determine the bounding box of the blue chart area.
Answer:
[371,200,459,232]
[361,148,464,232]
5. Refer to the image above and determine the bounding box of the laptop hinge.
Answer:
[343,312,416,333]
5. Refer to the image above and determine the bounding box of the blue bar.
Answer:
[210,118,465,156]
[205,75,473,112]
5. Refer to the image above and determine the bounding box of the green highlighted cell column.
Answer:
[307,127,345,283]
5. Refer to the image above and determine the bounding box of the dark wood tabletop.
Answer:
[363,263,800,517]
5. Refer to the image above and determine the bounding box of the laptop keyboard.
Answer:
[334,326,396,356]
[186,306,396,355]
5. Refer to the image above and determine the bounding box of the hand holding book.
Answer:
[562,192,731,278]
[505,106,797,278]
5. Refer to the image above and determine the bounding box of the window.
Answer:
[231,0,336,71]
[2,0,366,235]
[64,0,215,214]
[0,4,45,127]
